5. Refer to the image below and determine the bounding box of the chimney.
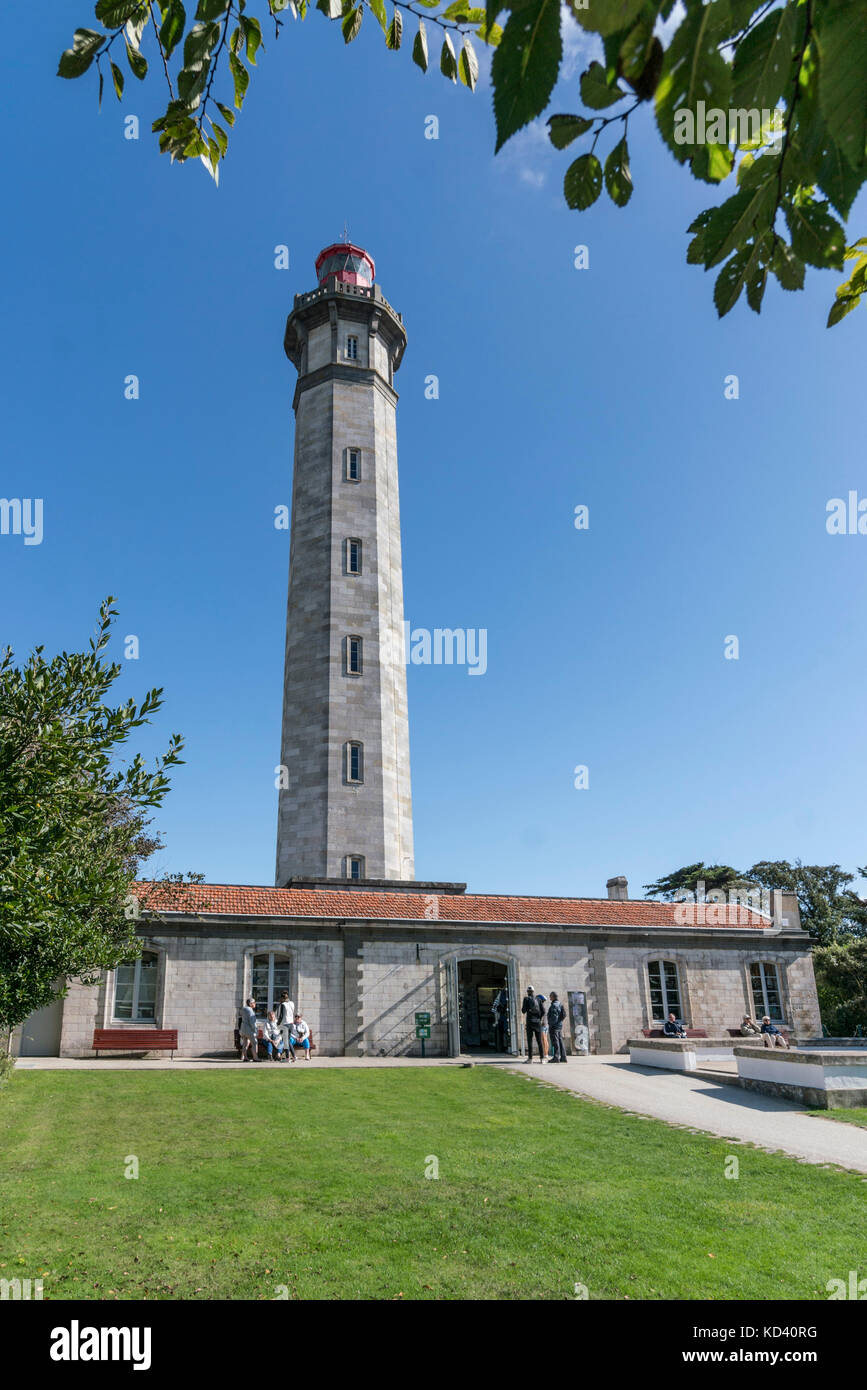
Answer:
[606,876,628,901]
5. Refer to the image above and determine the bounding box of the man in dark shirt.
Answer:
[760,1016,789,1048]
[547,991,567,1063]
[663,1012,687,1038]
[521,985,544,1062]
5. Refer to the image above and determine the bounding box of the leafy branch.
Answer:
[57,0,867,327]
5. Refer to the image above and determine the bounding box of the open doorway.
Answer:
[457,959,511,1053]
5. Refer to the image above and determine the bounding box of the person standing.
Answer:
[521,986,544,1063]
[537,993,550,1061]
[240,997,259,1062]
[547,991,567,1063]
[493,986,509,1053]
[276,991,296,1061]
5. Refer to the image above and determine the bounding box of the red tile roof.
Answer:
[133,882,771,928]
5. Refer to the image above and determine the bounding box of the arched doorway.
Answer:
[444,956,519,1056]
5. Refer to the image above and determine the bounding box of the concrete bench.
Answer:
[629,1036,735,1071]
[93,1029,177,1059]
[734,1044,867,1108]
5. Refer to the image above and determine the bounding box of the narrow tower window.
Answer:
[345,741,364,784]
[346,448,361,481]
[345,635,363,675]
[345,855,366,880]
[345,538,362,575]
[346,335,358,361]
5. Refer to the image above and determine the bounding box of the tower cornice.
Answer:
[292,362,399,413]
[284,279,407,372]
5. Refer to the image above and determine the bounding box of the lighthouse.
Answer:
[275,244,415,885]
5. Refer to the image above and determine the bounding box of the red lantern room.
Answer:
[315,243,375,288]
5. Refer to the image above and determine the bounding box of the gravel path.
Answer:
[506,1057,867,1173]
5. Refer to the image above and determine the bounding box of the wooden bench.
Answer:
[642,1028,707,1039]
[93,1029,177,1059]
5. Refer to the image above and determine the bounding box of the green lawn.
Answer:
[812,1107,867,1129]
[1,1068,865,1300]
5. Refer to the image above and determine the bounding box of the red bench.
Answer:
[93,1029,178,1059]
[642,1028,708,1039]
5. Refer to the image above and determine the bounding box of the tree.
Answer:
[0,598,185,1043]
[813,937,867,1034]
[643,857,867,945]
[57,1,867,327]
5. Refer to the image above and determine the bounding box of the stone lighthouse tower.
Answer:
[275,244,414,886]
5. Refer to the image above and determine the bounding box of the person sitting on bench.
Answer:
[263,1011,286,1061]
[291,1014,312,1060]
[663,1012,687,1037]
[740,1014,761,1036]
[760,1016,789,1048]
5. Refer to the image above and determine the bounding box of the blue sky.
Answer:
[2,6,866,899]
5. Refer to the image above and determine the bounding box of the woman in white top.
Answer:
[292,1015,311,1060]
[263,1011,286,1061]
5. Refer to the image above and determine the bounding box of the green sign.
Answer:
[415,1025,431,1039]
[415,1012,430,1025]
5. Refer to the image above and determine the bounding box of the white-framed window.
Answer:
[346,335,358,361]
[346,448,361,482]
[345,537,362,575]
[648,959,683,1022]
[113,950,158,1022]
[345,635,363,675]
[345,855,366,880]
[750,961,784,1021]
[345,740,363,784]
[251,952,293,1021]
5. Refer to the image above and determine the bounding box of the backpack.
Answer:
[525,995,542,1022]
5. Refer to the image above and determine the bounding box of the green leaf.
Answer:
[815,0,867,172]
[177,59,208,101]
[441,32,457,79]
[412,19,429,70]
[571,0,645,39]
[125,38,148,79]
[459,38,479,89]
[316,0,343,17]
[604,135,632,205]
[713,246,751,316]
[745,262,767,313]
[109,59,125,99]
[386,7,403,48]
[547,114,592,149]
[818,131,865,220]
[183,20,219,64]
[369,0,388,34]
[229,50,249,107]
[209,118,229,156]
[95,1,146,24]
[159,0,187,58]
[241,15,263,62]
[216,100,236,127]
[784,200,846,271]
[731,4,795,113]
[579,60,625,110]
[771,237,805,291]
[564,152,603,209]
[701,183,775,268]
[342,5,363,41]
[827,292,861,327]
[690,142,734,184]
[196,0,230,18]
[58,29,105,79]
[492,0,563,151]
[125,5,149,46]
[736,150,779,192]
[655,0,732,162]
